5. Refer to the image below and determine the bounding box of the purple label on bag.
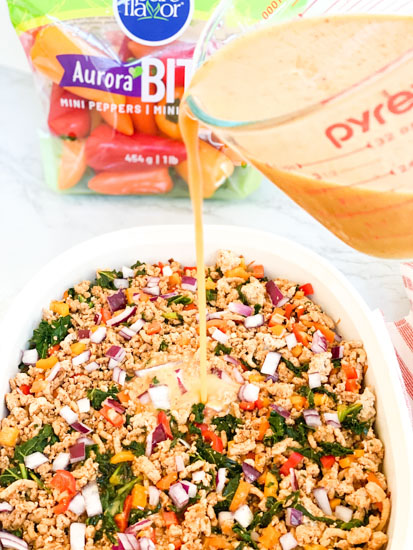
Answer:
[57,55,143,97]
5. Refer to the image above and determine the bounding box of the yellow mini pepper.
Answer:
[36,356,58,370]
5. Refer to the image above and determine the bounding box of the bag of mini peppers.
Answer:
[6,0,261,197]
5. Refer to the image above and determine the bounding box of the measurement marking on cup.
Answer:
[354,169,395,187]
[295,143,372,169]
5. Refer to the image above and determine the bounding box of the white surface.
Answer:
[0,1,30,73]
[0,65,410,322]
[0,225,412,548]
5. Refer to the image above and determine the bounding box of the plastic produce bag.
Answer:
[6,0,261,197]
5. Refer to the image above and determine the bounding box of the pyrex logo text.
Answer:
[325,90,413,148]
[114,0,194,46]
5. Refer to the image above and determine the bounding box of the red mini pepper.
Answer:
[85,123,187,171]
[114,494,133,532]
[280,452,304,476]
[158,411,173,439]
[299,283,314,296]
[199,424,224,453]
[48,84,90,139]
[320,455,336,469]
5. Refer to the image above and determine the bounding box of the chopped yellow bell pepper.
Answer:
[291,344,303,357]
[314,393,328,407]
[126,287,139,305]
[329,498,341,510]
[249,373,265,383]
[229,480,251,512]
[110,451,135,464]
[70,342,86,356]
[36,356,58,370]
[269,324,285,337]
[50,300,69,317]
[225,266,250,280]
[304,545,328,550]
[258,525,281,548]
[205,278,216,290]
[295,290,305,299]
[290,395,307,410]
[339,456,356,469]
[131,484,147,508]
[264,471,278,498]
[354,449,365,458]
[0,427,19,447]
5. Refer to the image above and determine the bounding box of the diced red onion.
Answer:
[151,291,178,302]
[206,311,223,321]
[138,391,151,405]
[78,329,91,339]
[68,493,86,515]
[221,371,233,383]
[211,328,229,345]
[261,351,281,376]
[334,332,342,342]
[265,374,279,382]
[145,433,153,457]
[324,412,341,428]
[175,455,185,472]
[192,471,206,484]
[285,333,298,350]
[332,346,344,360]
[231,367,244,384]
[266,280,285,306]
[148,385,170,409]
[280,533,298,550]
[277,296,290,307]
[122,266,135,278]
[24,452,48,469]
[114,279,129,290]
[175,369,188,394]
[107,291,127,312]
[147,277,160,287]
[0,531,29,550]
[162,265,173,277]
[228,302,253,317]
[129,319,145,333]
[53,452,70,471]
[70,523,86,550]
[82,481,102,517]
[169,483,189,509]
[233,504,253,528]
[142,286,160,296]
[107,306,136,327]
[72,350,91,367]
[181,481,197,498]
[77,436,95,446]
[106,345,126,362]
[104,398,125,413]
[91,326,106,344]
[181,276,197,292]
[148,486,159,507]
[238,383,260,403]
[271,404,291,418]
[311,330,328,354]
[125,518,153,536]
[178,438,190,449]
[108,358,119,369]
[335,505,353,522]
[94,312,102,324]
[22,349,38,365]
[71,422,92,434]
[85,361,100,373]
[313,487,332,515]
[216,468,227,493]
[242,462,261,483]
[60,405,78,425]
[151,424,169,453]
[290,468,298,490]
[119,327,136,341]
[308,372,322,389]
[77,398,90,413]
[139,538,155,550]
[46,361,61,381]
[113,367,126,386]
[0,502,13,512]
[303,409,321,427]
[117,533,139,550]
[224,355,241,367]
[135,361,182,378]
[244,314,264,329]
[70,441,86,464]
[218,511,234,527]
[285,507,303,527]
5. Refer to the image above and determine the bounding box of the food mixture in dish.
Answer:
[0,251,389,550]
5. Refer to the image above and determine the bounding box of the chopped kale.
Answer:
[251,497,283,529]
[87,386,119,410]
[194,439,241,474]
[211,414,242,440]
[290,446,322,467]
[319,441,353,457]
[297,385,338,408]
[206,289,217,303]
[214,343,232,356]
[95,269,122,289]
[280,357,309,378]
[332,358,342,368]
[236,283,249,305]
[191,403,205,423]
[131,260,146,275]
[214,474,240,514]
[338,403,370,435]
[159,340,169,351]
[29,315,72,358]
[122,441,145,457]
[152,376,160,385]
[254,304,262,314]
[232,525,258,549]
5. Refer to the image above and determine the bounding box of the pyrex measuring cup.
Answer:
[186,0,413,258]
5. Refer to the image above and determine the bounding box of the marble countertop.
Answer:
[0,66,409,323]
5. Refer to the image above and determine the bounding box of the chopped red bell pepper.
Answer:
[239,401,255,411]
[48,344,60,356]
[299,283,314,296]
[280,452,304,476]
[292,323,309,346]
[284,303,295,319]
[199,424,224,453]
[342,364,358,380]
[162,510,179,526]
[320,455,336,469]
[255,398,264,409]
[100,404,125,427]
[114,494,133,532]
[20,384,31,395]
[157,411,173,439]
[345,379,360,392]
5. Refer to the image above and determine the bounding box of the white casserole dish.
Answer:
[0,224,412,548]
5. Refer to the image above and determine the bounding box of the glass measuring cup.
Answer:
[186,0,413,258]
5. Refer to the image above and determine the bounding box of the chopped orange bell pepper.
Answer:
[251,265,264,279]
[312,322,335,343]
[162,510,179,526]
[156,472,178,491]
[257,418,270,441]
[36,356,58,370]
[100,404,124,427]
[147,321,162,335]
[0,427,19,447]
[50,300,70,316]
[204,535,231,549]
[258,525,281,548]
[131,484,147,509]
[229,480,251,512]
